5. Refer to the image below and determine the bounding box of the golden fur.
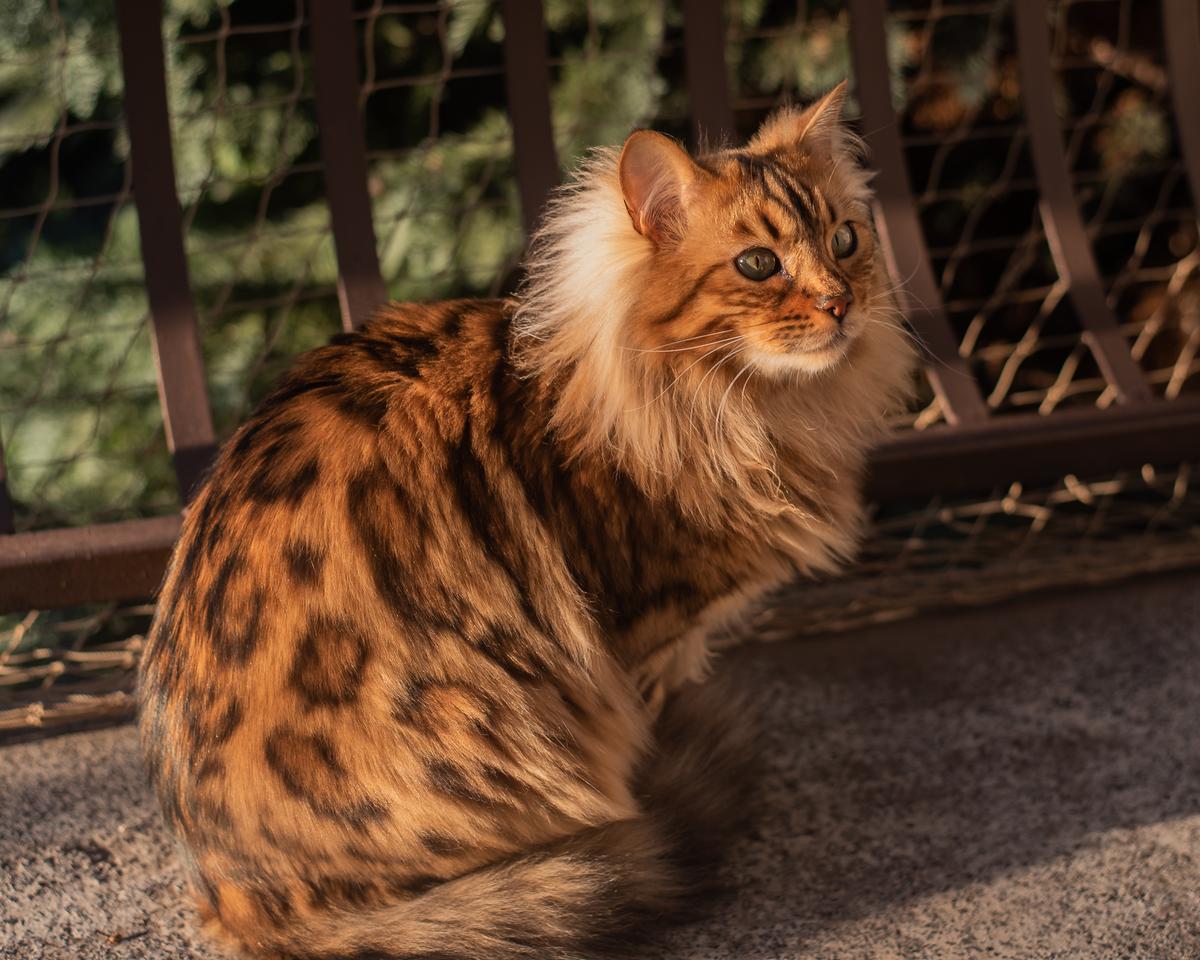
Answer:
[138,85,915,959]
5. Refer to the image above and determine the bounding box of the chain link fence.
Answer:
[1,0,1197,740]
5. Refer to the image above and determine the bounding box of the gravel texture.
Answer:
[3,572,1199,959]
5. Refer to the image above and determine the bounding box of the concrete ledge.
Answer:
[2,572,1199,959]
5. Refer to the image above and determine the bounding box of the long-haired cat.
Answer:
[139,82,914,959]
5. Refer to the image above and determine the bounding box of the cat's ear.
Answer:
[618,130,703,246]
[750,80,849,158]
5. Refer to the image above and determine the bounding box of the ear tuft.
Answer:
[750,80,850,157]
[618,130,701,246]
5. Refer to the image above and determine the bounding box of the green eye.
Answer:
[831,222,858,259]
[734,247,780,281]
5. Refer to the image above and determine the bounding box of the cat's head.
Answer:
[515,83,913,492]
[617,82,885,378]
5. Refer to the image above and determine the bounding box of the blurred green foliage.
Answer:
[0,0,1180,537]
[0,0,1190,664]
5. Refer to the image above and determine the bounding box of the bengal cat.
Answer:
[139,83,915,959]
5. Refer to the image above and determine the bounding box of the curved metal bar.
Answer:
[682,0,736,146]
[115,0,217,500]
[0,515,181,612]
[1012,0,1151,404]
[1162,0,1200,215]
[502,0,560,232]
[0,438,13,534]
[5,397,1200,612]
[868,395,1200,501]
[847,0,990,425]
[310,0,388,331]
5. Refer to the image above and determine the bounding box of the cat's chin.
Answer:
[748,339,853,378]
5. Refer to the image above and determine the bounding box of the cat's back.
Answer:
[150,295,511,635]
[136,295,623,862]
[143,295,514,675]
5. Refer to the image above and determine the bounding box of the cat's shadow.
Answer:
[665,571,1200,956]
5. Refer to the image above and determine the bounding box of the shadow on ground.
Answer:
[3,572,1199,959]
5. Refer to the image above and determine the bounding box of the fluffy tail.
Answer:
[285,681,758,960]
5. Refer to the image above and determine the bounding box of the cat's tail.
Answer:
[283,680,757,960]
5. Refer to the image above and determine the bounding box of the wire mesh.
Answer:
[0,2,177,531]
[0,0,1198,740]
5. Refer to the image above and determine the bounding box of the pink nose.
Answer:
[819,293,852,322]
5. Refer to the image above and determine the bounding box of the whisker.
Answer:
[622,315,793,354]
[716,360,754,437]
[628,338,743,412]
[623,334,744,355]
[689,349,743,433]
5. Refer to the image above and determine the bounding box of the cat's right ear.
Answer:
[618,131,702,247]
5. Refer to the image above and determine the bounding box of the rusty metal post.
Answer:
[1162,0,1200,216]
[682,0,736,146]
[848,0,990,424]
[310,0,389,331]
[1013,0,1152,405]
[115,0,217,500]
[501,0,560,232]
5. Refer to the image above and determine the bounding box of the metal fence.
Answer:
[2,0,1199,737]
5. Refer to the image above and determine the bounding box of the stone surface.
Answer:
[3,572,1199,959]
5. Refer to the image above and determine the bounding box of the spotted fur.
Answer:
[139,86,915,959]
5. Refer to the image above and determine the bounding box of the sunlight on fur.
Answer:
[515,82,914,530]
[138,84,918,960]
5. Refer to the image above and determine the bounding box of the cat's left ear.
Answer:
[749,80,849,159]
[619,130,705,247]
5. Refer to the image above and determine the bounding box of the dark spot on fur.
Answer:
[263,728,388,828]
[190,794,234,832]
[255,372,344,419]
[289,616,371,709]
[284,538,325,585]
[209,582,264,666]
[335,388,389,428]
[253,886,294,928]
[481,764,526,799]
[345,467,447,635]
[195,757,225,783]
[230,415,303,463]
[305,876,379,910]
[204,552,241,639]
[247,454,320,506]
[384,874,439,897]
[419,832,464,856]
[426,760,497,806]
[440,306,465,340]
[476,626,548,684]
[557,688,590,724]
[212,698,243,745]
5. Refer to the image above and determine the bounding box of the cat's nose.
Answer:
[818,292,853,322]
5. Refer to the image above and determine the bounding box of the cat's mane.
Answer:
[511,146,912,528]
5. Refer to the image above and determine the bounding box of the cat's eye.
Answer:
[734,247,780,281]
[831,222,858,259]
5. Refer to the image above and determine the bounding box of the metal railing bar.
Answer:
[114,0,217,501]
[848,0,991,425]
[4,396,1200,613]
[0,436,13,535]
[1012,0,1152,405]
[501,0,559,233]
[867,395,1200,501]
[1162,0,1200,217]
[0,515,180,613]
[682,0,736,146]
[310,0,389,332]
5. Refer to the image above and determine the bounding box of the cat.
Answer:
[138,81,915,959]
